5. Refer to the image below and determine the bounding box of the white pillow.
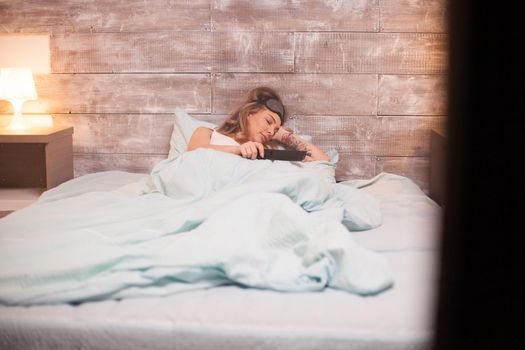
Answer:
[168,107,217,159]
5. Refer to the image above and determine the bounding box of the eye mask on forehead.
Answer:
[264,98,285,121]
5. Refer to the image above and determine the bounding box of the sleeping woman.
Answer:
[187,86,330,161]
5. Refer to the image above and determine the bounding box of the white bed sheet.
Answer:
[0,171,442,350]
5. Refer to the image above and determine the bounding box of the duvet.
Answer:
[0,149,393,305]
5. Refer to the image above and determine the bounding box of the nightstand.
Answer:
[0,125,74,217]
[430,129,446,207]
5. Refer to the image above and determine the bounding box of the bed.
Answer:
[0,109,442,350]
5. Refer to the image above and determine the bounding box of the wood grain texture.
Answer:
[45,133,74,188]
[0,74,211,114]
[74,153,165,177]
[212,32,294,73]
[376,156,430,193]
[52,114,225,154]
[51,32,213,73]
[288,115,379,155]
[51,32,294,73]
[0,143,46,187]
[295,32,447,74]
[380,0,448,33]
[212,0,379,32]
[213,73,378,116]
[373,116,446,156]
[289,115,446,156]
[378,75,447,115]
[0,0,210,32]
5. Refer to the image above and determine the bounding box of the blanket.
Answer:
[0,149,392,305]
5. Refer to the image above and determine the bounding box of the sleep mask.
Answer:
[262,98,285,122]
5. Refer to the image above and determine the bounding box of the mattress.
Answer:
[0,170,442,350]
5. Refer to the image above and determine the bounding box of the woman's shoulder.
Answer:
[210,129,240,146]
[193,126,214,136]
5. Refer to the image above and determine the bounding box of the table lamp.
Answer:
[0,67,38,130]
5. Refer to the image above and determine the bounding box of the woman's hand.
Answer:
[238,141,265,160]
[271,127,330,162]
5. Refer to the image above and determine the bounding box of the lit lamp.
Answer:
[0,68,38,130]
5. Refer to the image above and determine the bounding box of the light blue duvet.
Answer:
[0,149,393,305]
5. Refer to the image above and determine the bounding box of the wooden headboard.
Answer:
[0,0,447,194]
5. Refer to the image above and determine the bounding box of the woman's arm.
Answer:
[187,127,265,159]
[272,127,330,161]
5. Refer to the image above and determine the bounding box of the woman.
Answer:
[187,87,330,161]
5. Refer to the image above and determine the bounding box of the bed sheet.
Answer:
[0,250,438,350]
[35,169,442,255]
[0,170,442,350]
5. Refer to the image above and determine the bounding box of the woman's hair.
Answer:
[217,86,286,143]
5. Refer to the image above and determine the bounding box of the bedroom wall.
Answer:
[0,0,447,192]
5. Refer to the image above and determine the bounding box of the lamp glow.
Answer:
[0,68,38,130]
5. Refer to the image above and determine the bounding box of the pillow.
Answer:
[168,107,217,159]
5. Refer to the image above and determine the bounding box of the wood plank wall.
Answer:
[0,0,448,193]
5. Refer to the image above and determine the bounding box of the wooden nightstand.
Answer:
[430,129,446,207]
[0,125,74,217]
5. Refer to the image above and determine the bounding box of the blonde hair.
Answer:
[217,86,285,143]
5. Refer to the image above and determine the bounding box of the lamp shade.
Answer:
[0,68,38,101]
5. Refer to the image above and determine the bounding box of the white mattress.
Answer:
[0,171,441,350]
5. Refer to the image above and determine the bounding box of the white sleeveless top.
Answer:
[210,129,240,146]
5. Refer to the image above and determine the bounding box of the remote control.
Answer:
[256,149,307,161]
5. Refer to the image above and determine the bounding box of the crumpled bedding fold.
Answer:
[0,149,392,305]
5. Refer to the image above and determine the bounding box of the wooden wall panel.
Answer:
[0,74,211,114]
[378,75,447,115]
[289,115,446,157]
[380,0,448,33]
[288,115,379,155]
[212,0,379,32]
[295,33,447,74]
[74,154,165,177]
[51,32,294,73]
[373,116,446,156]
[53,114,225,154]
[54,114,173,154]
[334,154,377,180]
[0,0,210,32]
[376,156,430,192]
[212,32,294,73]
[213,73,378,116]
[51,32,213,73]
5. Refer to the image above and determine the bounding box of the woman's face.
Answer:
[246,107,282,143]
